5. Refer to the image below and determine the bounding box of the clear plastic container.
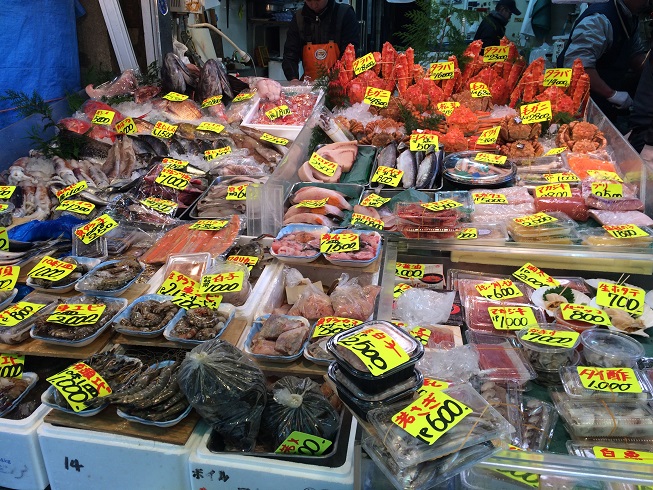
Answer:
[579,226,653,248]
[323,230,382,268]
[560,366,652,400]
[533,349,581,387]
[507,212,578,243]
[26,256,100,293]
[457,276,532,305]
[580,329,645,368]
[465,297,546,336]
[443,151,517,187]
[516,323,580,371]
[395,202,462,227]
[567,440,653,459]
[111,294,182,338]
[0,202,15,227]
[471,376,523,441]
[517,396,558,452]
[0,372,38,417]
[72,225,108,259]
[0,301,57,344]
[162,252,212,283]
[473,340,537,384]
[433,190,474,217]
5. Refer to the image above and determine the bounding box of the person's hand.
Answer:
[607,91,633,109]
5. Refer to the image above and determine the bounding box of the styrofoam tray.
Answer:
[112,294,183,338]
[75,259,145,297]
[163,303,236,346]
[0,372,38,417]
[41,385,108,417]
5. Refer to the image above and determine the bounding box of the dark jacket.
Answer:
[473,11,508,48]
[282,0,359,80]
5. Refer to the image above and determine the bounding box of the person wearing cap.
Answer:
[473,0,522,48]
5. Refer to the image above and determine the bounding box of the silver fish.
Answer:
[376,141,397,169]
[396,149,416,188]
[416,152,435,189]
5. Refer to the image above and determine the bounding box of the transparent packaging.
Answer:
[395,202,462,227]
[517,396,558,452]
[0,372,38,418]
[418,344,480,383]
[26,256,99,293]
[244,314,310,362]
[442,151,517,187]
[579,226,653,248]
[323,230,382,268]
[533,350,581,387]
[433,190,474,216]
[111,294,182,338]
[580,329,645,368]
[516,323,580,371]
[471,377,523,443]
[465,297,546,336]
[72,227,108,259]
[0,301,57,345]
[567,441,653,459]
[560,366,652,400]
[203,260,251,306]
[189,175,269,220]
[457,277,532,305]
[588,210,653,227]
[472,341,537,384]
[162,252,212,283]
[507,212,578,243]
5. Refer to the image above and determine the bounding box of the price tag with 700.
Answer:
[115,117,136,135]
[595,281,644,316]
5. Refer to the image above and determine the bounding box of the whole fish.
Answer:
[215,59,233,99]
[161,53,196,94]
[415,152,436,189]
[396,148,416,188]
[230,132,281,165]
[197,59,223,103]
[239,126,289,156]
[376,141,397,169]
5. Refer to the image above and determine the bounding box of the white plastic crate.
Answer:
[37,420,207,490]
[0,404,50,490]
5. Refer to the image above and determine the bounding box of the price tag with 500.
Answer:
[320,233,359,254]
[74,214,118,244]
[338,327,410,376]
[410,133,439,151]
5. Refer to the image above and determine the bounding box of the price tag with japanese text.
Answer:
[47,303,106,326]
[28,256,76,281]
[603,224,649,239]
[162,91,188,101]
[410,133,439,151]
[0,265,19,291]
[155,167,190,190]
[47,362,112,412]
[226,184,249,200]
[232,92,254,102]
[476,126,501,145]
[395,262,424,279]
[0,353,24,379]
[196,121,225,133]
[151,121,178,139]
[338,327,410,376]
[115,117,137,135]
[308,152,338,177]
[474,153,507,165]
[320,233,359,254]
[577,366,642,393]
[483,45,510,62]
[595,281,644,316]
[520,101,552,124]
[543,68,572,87]
[512,263,560,289]
[591,182,623,198]
[91,109,115,125]
[189,220,228,231]
[363,86,391,107]
[156,271,216,310]
[587,169,623,182]
[456,228,478,240]
[371,165,403,187]
[174,291,222,311]
[360,193,390,207]
[226,255,259,271]
[420,200,462,212]
[393,283,412,298]
[417,378,450,396]
[535,183,572,198]
[312,317,362,338]
[475,279,524,301]
[201,95,223,108]
[488,306,538,330]
[470,82,491,98]
[353,52,377,75]
[161,157,189,170]
[593,446,653,463]
[265,105,292,121]
[56,200,96,215]
[520,326,579,347]
[74,214,118,244]
[0,302,46,327]
[472,192,508,204]
[436,101,459,116]
[513,212,558,227]
[409,326,434,346]
[0,227,8,251]
[199,271,244,294]
[260,133,289,146]
[560,303,611,327]
[56,181,88,201]
[392,390,472,445]
[544,147,568,156]
[429,61,455,80]
[296,198,329,209]
[204,147,232,160]
[543,172,579,183]
[493,469,540,489]
[140,197,178,214]
[350,213,384,230]
[275,431,332,456]
[0,186,16,200]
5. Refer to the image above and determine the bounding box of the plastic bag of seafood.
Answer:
[179,339,267,451]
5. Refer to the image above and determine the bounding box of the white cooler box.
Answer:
[37,419,207,490]
[0,404,50,490]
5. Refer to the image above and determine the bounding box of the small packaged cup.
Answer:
[580,329,644,368]
[516,323,580,371]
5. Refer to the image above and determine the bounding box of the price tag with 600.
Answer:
[475,279,524,300]
[155,167,190,190]
[320,233,359,254]
[363,86,391,107]
[595,281,644,316]
[199,271,244,294]
[338,327,410,376]
[47,303,106,326]
[371,165,403,187]
[74,214,118,244]
[312,317,362,338]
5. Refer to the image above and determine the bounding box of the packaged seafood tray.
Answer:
[147,253,212,295]
[534,350,582,388]
[530,285,593,318]
[461,465,568,490]
[564,152,620,180]
[559,366,652,400]
[111,294,183,338]
[270,223,328,264]
[515,323,581,371]
[472,340,537,384]
[163,303,235,346]
[566,440,653,459]
[323,230,382,268]
[362,434,500,490]
[366,382,514,468]
[393,323,463,349]
[515,396,558,451]
[187,175,269,220]
[72,225,108,260]
[471,377,523,442]
[456,276,532,305]
[464,297,547,336]
[240,87,324,140]
[512,155,572,186]
[369,143,444,191]
[442,151,517,188]
[284,182,364,228]
[0,403,50,490]
[447,268,508,291]
[580,329,645,368]
[0,287,17,311]
[0,301,58,345]
[41,385,108,417]
[26,256,100,293]
[0,372,38,418]
[579,226,653,248]
[304,317,364,365]
[75,258,145,296]
[533,188,590,222]
[29,295,128,347]
[244,314,311,362]
[588,210,653,227]
[395,202,462,227]
[506,212,580,244]
[0,202,15,227]
[433,190,474,217]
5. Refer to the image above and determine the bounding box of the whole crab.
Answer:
[499,116,541,143]
[500,140,544,158]
[556,121,607,153]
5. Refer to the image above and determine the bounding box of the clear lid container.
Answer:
[517,396,558,452]
[470,376,523,438]
[554,309,598,333]
[579,226,653,248]
[72,226,108,259]
[433,190,474,216]
[328,363,423,402]
[465,296,546,336]
[516,323,580,371]
[560,366,652,400]
[244,313,310,362]
[533,349,582,388]
[580,329,645,368]
[395,202,462,227]
[0,300,56,345]
[443,151,517,186]
[507,211,577,238]
[457,277,532,305]
[202,260,251,306]
[395,220,460,240]
[162,252,212,283]
[472,340,537,384]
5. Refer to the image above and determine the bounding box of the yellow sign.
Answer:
[521,326,579,347]
[472,192,508,204]
[157,271,199,297]
[474,153,507,165]
[275,431,332,456]
[409,326,434,346]
[0,186,16,200]
[47,303,106,326]
[603,224,649,239]
[151,121,178,139]
[320,233,360,254]
[476,126,501,145]
[395,262,424,279]
[543,172,579,183]
[226,184,249,201]
[204,147,233,160]
[155,167,190,190]
[161,157,189,169]
[360,193,390,207]
[535,183,572,198]
[513,212,558,227]
[47,362,112,412]
[429,61,455,80]
[260,133,289,146]
[544,147,568,156]
[56,181,88,202]
[512,263,560,289]
[201,95,223,108]
[140,197,178,214]
[0,228,7,251]
[456,228,478,240]
[483,45,510,62]
[520,100,552,124]
[0,302,45,327]
[577,366,642,393]
[56,200,96,215]
[265,105,292,121]
[593,446,653,463]
[338,327,410,376]
[488,306,538,330]
[595,281,645,316]
[28,256,76,281]
[353,52,377,75]
[350,213,384,230]
[91,109,115,125]
[418,378,450,395]
[162,92,188,101]
[393,283,412,298]
[420,200,462,212]
[308,152,339,177]
[232,92,254,102]
[543,68,572,87]
[436,101,459,116]
[470,82,491,98]
[363,86,391,107]
[410,133,439,151]
[371,165,403,187]
[475,279,524,301]
[0,353,24,379]
[196,121,225,133]
[312,317,362,338]
[189,219,229,231]
[587,169,623,182]
[199,271,244,294]
[296,198,329,209]
[0,265,19,291]
[115,117,137,135]
[560,303,611,327]
[493,469,540,489]
[591,182,623,198]
[74,214,118,244]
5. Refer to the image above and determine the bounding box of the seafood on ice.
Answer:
[249,314,310,356]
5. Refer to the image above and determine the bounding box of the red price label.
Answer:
[0,265,19,291]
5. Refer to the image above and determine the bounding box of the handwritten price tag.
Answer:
[512,263,560,289]
[371,165,403,187]
[544,147,568,156]
[275,431,332,456]
[493,469,540,489]
[393,283,412,298]
[308,152,338,177]
[429,61,455,80]
[474,152,507,165]
[456,228,478,240]
[409,326,434,346]
[0,265,19,291]
[596,281,644,316]
[470,82,491,98]
[201,95,223,108]
[351,212,384,230]
[56,200,96,215]
[535,183,572,198]
[483,45,510,62]
[151,121,178,139]
[472,192,508,204]
[260,133,289,146]
[410,133,439,151]
[593,446,653,463]
[603,224,649,239]
[0,186,16,200]
[543,68,572,87]
[157,271,198,297]
[0,302,46,327]
[338,327,410,376]
[204,147,233,160]
[155,167,190,190]
[163,91,188,101]
[360,193,391,207]
[476,126,501,145]
[521,326,579,347]
[353,52,377,75]
[0,354,24,379]
[226,184,249,200]
[488,306,538,330]
[520,101,552,124]
[421,200,462,212]
[475,279,524,300]
[587,170,623,182]
[226,255,259,271]
[47,362,112,412]
[513,212,558,227]
[161,157,189,169]
[91,109,115,125]
[140,197,178,214]
[395,262,424,279]
[312,317,362,338]
[47,303,106,326]
[436,101,459,116]
[265,105,291,120]
[199,271,244,294]
[363,86,391,107]
[543,172,579,183]
[0,228,8,251]
[189,220,228,231]
[56,181,88,201]
[115,117,137,134]
[591,182,623,198]
[232,92,254,102]
[296,198,329,209]
[196,121,225,133]
[560,303,611,327]
[28,256,76,281]
[74,214,118,244]
[418,378,450,395]
[577,366,642,393]
[320,233,359,254]
[392,390,472,445]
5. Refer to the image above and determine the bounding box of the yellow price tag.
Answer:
[535,183,572,198]
[595,281,645,316]
[577,366,642,393]
[410,133,439,151]
[226,184,249,201]
[47,362,112,412]
[587,170,623,182]
[115,117,137,135]
[488,306,538,330]
[363,86,391,107]
[155,167,190,190]
[476,126,501,145]
[0,228,8,251]
[353,52,377,75]
[544,147,568,156]
[408,326,434,346]
[161,157,189,169]
[55,181,88,201]
[0,186,16,200]
[232,92,254,102]
[472,192,508,204]
[418,378,450,395]
[151,121,178,139]
[0,265,19,291]
[395,262,424,279]
[456,228,478,240]
[371,165,403,187]
[320,233,360,254]
[157,271,199,297]
[512,263,560,289]
[265,105,292,121]
[0,353,24,379]
[74,214,118,244]
[275,431,333,456]
[196,121,225,133]
[296,198,329,209]
[360,193,391,207]
[520,101,552,124]
[470,82,491,98]
[140,197,178,214]
[393,283,412,298]
[350,212,384,230]
[47,303,106,326]
[91,109,115,125]
[204,147,233,160]
[543,68,572,87]
[189,219,228,231]
[493,469,540,489]
[420,200,463,212]
[312,316,362,338]
[338,327,410,376]
[591,182,623,198]
[513,212,558,227]
[429,62,455,80]
[56,200,96,215]
[593,446,653,463]
[28,256,76,281]
[560,303,612,327]
[199,271,244,294]
[483,45,510,62]
[226,255,259,271]
[603,223,649,239]
[474,152,507,165]
[0,302,46,327]
[172,291,222,310]
[260,133,289,146]
[475,279,524,301]
[521,326,579,347]
[308,152,338,177]
[201,95,223,108]
[436,101,459,116]
[543,172,579,183]
[162,92,188,101]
